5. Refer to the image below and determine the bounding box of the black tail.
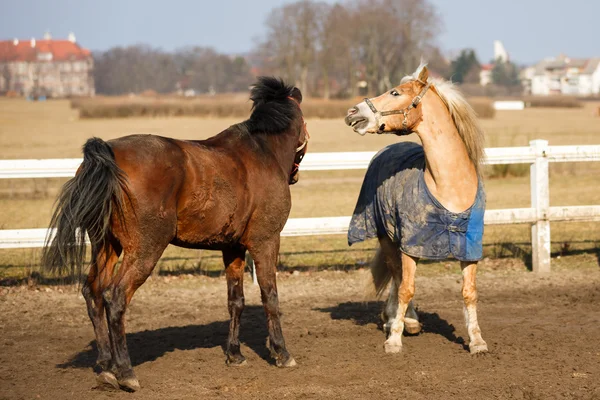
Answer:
[42,137,128,278]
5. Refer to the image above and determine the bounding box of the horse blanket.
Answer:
[348,142,485,262]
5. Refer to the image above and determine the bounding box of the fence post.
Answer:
[530,139,551,272]
[245,252,258,285]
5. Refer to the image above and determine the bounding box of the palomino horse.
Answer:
[344,64,488,355]
[42,77,307,391]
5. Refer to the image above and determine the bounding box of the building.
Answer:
[526,55,600,96]
[0,33,94,98]
[479,64,493,86]
[478,40,510,86]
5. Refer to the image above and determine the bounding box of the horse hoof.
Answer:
[469,341,489,355]
[276,356,297,368]
[226,355,247,367]
[384,339,403,354]
[118,377,141,392]
[404,317,422,335]
[95,371,119,390]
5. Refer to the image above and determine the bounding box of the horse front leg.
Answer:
[222,246,247,365]
[384,252,418,353]
[460,261,488,354]
[248,237,295,367]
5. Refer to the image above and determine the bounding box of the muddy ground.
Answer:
[1,266,600,400]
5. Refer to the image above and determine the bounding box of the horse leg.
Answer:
[248,237,295,367]
[102,242,168,392]
[378,237,420,335]
[81,241,121,389]
[223,247,247,366]
[384,281,420,335]
[384,252,418,353]
[460,261,488,354]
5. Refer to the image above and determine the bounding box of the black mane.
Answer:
[243,77,301,134]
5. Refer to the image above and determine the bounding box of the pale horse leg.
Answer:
[384,252,418,353]
[378,237,420,336]
[384,281,420,335]
[461,261,488,354]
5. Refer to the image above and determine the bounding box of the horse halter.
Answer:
[288,96,310,184]
[362,81,431,135]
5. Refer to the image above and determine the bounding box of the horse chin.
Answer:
[387,129,414,136]
[289,172,299,185]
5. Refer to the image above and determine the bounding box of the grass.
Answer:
[0,97,599,279]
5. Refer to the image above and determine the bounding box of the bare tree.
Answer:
[319,3,354,98]
[94,45,179,95]
[259,0,329,96]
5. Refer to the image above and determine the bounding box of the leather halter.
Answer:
[288,96,310,184]
[362,82,431,135]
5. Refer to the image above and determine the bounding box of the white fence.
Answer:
[493,101,525,111]
[1,139,599,273]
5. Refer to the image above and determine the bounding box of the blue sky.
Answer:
[0,0,597,65]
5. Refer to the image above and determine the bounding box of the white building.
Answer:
[527,56,600,96]
[478,40,509,86]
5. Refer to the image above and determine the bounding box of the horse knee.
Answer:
[261,289,280,316]
[82,282,93,301]
[462,288,478,305]
[228,295,245,314]
[102,286,127,320]
[399,285,415,304]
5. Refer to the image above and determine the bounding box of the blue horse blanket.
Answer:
[348,142,485,262]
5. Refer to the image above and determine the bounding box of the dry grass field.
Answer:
[0,97,599,278]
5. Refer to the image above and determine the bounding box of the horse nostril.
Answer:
[347,107,358,116]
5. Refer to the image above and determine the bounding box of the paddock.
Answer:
[1,264,600,399]
[1,98,599,398]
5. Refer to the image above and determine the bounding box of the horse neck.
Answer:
[415,93,479,213]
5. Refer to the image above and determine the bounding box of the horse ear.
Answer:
[291,87,302,104]
[417,66,429,83]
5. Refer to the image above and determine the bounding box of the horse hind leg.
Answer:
[103,239,169,392]
[81,240,121,389]
[384,252,418,353]
[377,237,421,336]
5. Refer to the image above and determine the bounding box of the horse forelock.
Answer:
[402,63,486,176]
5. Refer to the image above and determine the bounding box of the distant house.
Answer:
[479,64,493,86]
[525,55,600,96]
[0,33,94,98]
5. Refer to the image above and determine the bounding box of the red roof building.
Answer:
[0,34,94,97]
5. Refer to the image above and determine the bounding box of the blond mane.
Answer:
[402,63,486,175]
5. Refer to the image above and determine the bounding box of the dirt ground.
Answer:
[1,265,600,400]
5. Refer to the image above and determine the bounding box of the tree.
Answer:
[93,45,252,95]
[174,47,253,93]
[449,49,480,84]
[319,3,354,98]
[492,58,521,87]
[259,0,328,96]
[94,45,179,95]
[257,0,442,98]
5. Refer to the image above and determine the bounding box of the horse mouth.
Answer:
[347,118,367,131]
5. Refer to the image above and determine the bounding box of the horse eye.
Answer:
[391,90,399,96]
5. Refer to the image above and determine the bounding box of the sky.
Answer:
[0,0,597,65]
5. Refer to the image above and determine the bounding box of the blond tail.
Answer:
[371,246,393,297]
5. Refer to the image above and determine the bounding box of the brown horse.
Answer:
[345,64,488,355]
[42,77,307,391]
